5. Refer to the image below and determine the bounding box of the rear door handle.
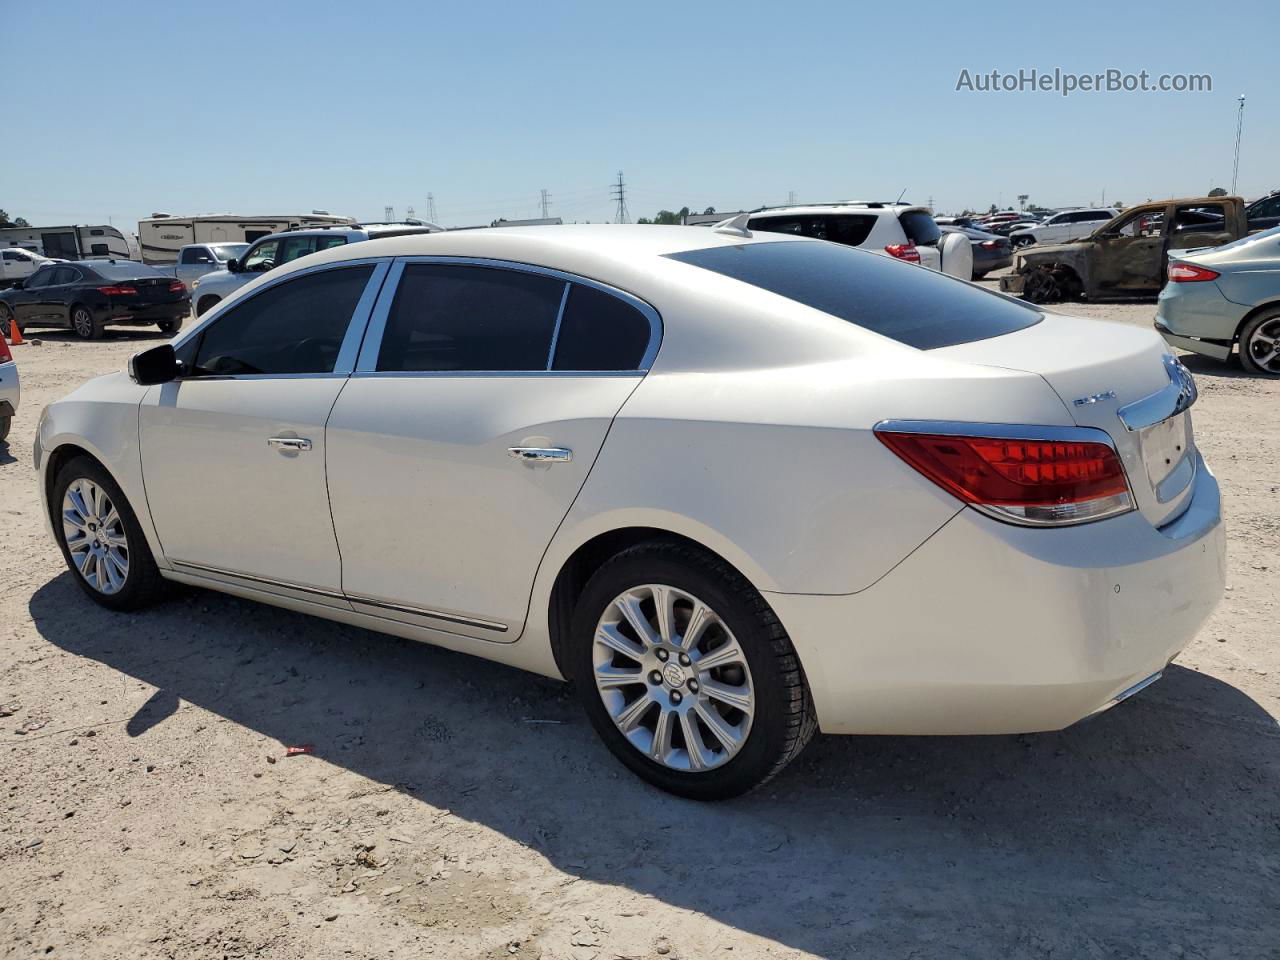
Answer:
[267,437,312,452]
[507,446,572,463]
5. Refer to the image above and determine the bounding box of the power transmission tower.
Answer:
[787,190,797,206]
[406,205,416,219]
[1232,95,1246,195]
[539,188,552,219]
[610,171,630,224]
[384,206,394,221]
[427,193,439,223]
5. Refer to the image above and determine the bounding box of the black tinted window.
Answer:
[750,215,875,247]
[180,247,212,264]
[665,241,1041,350]
[898,211,941,245]
[51,267,80,285]
[377,264,565,372]
[192,265,373,376]
[25,267,55,288]
[552,284,652,371]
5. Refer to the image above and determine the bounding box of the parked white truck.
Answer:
[0,247,58,289]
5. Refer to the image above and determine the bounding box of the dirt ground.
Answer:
[2,289,1277,960]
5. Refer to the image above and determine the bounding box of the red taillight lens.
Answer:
[884,243,921,263]
[169,280,186,293]
[877,430,1133,525]
[1167,263,1220,283]
[97,285,137,296]
[980,240,999,249]
[0,336,12,363]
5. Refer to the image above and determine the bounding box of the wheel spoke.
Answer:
[614,692,654,733]
[679,711,709,770]
[652,585,676,644]
[595,663,644,690]
[695,701,744,753]
[700,678,752,712]
[595,623,646,663]
[67,486,93,524]
[613,592,658,648]
[649,706,675,762]
[679,600,713,651]
[692,638,745,675]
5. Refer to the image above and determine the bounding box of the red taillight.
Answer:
[980,239,1000,249]
[876,430,1133,525]
[0,337,11,363]
[1167,263,1220,283]
[97,285,137,296]
[884,243,921,263]
[169,280,186,293]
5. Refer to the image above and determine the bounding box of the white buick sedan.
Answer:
[36,224,1225,799]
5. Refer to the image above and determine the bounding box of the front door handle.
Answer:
[508,446,572,463]
[267,437,312,452]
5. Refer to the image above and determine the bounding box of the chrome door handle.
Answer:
[267,437,312,452]
[507,446,572,463]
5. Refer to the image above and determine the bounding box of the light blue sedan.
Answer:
[1156,226,1280,375]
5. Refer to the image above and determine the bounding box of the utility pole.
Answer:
[1232,95,1246,195]
[427,193,439,223]
[540,188,552,219]
[610,171,629,224]
[384,206,394,222]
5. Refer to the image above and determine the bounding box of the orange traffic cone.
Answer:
[8,320,23,346]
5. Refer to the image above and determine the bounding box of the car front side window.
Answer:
[25,267,54,288]
[242,239,281,272]
[185,265,375,377]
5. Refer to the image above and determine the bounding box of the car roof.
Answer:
[749,203,926,218]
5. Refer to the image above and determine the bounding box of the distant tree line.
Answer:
[638,206,717,225]
[0,209,31,227]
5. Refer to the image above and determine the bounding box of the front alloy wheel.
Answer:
[62,478,130,594]
[1240,310,1280,376]
[593,584,755,772]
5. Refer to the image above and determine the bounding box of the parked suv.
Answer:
[745,203,971,278]
[191,222,442,316]
[1009,208,1119,248]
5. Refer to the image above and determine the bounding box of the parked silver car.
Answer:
[1156,226,1280,375]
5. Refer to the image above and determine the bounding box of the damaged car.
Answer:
[1000,197,1247,303]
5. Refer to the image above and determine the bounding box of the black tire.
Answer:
[1237,308,1280,377]
[157,319,182,335]
[570,540,816,800]
[972,271,989,281]
[0,416,10,443]
[51,455,168,611]
[196,295,220,316]
[70,305,104,340]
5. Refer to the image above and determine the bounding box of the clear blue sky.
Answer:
[3,0,1274,230]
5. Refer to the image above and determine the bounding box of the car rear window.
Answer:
[664,240,1041,350]
[897,210,942,245]
[90,262,164,280]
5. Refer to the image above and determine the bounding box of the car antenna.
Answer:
[712,213,753,238]
[895,187,908,204]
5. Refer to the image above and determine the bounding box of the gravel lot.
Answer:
[2,289,1277,960]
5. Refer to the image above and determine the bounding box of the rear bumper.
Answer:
[0,362,18,418]
[1154,284,1239,361]
[768,454,1225,735]
[98,301,190,324]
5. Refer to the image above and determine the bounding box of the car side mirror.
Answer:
[225,258,240,273]
[11,279,23,289]
[129,344,179,385]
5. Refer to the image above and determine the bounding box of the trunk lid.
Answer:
[126,276,184,304]
[934,313,1197,528]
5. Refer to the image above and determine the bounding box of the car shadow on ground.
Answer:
[29,573,1280,954]
[19,328,175,345]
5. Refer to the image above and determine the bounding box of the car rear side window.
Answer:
[665,240,1041,350]
[190,265,374,376]
[750,215,877,248]
[377,264,565,372]
[552,283,652,371]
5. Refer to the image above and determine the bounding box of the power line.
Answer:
[610,171,629,224]
[540,188,552,219]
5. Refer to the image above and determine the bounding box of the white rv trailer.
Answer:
[0,224,139,260]
[137,212,355,265]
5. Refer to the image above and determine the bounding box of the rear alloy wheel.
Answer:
[0,305,17,338]
[52,456,167,610]
[1239,309,1280,376]
[71,306,103,340]
[572,542,815,800]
